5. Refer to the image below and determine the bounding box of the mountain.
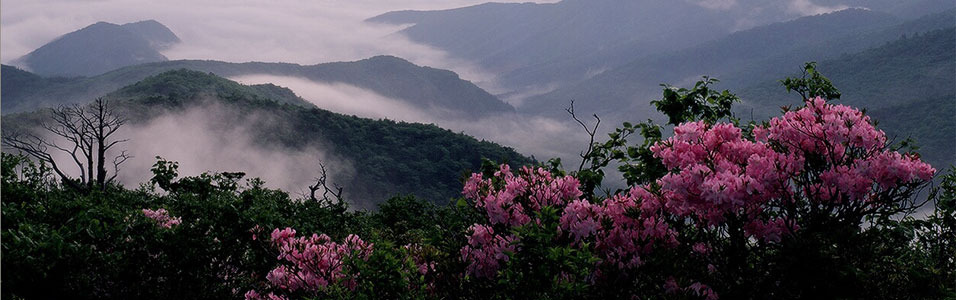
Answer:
[12,20,179,77]
[738,27,956,169]
[523,8,954,117]
[370,0,954,100]
[1,56,514,117]
[119,20,181,50]
[369,0,742,93]
[1,70,532,209]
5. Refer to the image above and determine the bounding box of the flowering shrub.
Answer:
[246,228,373,299]
[461,165,585,278]
[3,72,949,300]
[141,208,182,228]
[456,96,936,299]
[648,97,934,239]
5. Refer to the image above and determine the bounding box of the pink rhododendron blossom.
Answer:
[463,165,585,227]
[461,224,517,278]
[248,228,373,298]
[560,199,601,243]
[141,208,182,228]
[404,244,437,276]
[454,97,934,290]
[649,97,934,243]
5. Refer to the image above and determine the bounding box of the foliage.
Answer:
[780,62,841,101]
[3,67,953,300]
[2,69,533,208]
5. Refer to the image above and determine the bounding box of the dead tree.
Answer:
[3,98,130,191]
[308,162,345,211]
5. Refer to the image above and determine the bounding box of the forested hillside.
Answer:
[738,27,956,169]
[2,69,531,208]
[2,56,514,117]
[523,8,955,116]
[3,74,952,299]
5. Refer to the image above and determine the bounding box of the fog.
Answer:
[1,0,557,86]
[1,0,864,192]
[116,101,355,197]
[231,74,593,164]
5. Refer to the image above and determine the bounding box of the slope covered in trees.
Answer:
[523,8,955,116]
[12,20,179,77]
[738,27,956,169]
[1,56,514,117]
[3,76,952,299]
[370,1,954,97]
[2,69,531,208]
[368,0,741,92]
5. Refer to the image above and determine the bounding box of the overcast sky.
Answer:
[1,0,559,82]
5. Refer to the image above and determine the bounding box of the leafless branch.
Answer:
[1,98,130,192]
[567,100,601,172]
[309,162,344,206]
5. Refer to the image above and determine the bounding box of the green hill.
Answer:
[2,70,532,209]
[2,56,514,117]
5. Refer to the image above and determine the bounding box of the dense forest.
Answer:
[2,69,531,209]
[3,1,954,299]
[2,71,953,299]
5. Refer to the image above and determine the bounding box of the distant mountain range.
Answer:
[523,8,956,117]
[12,20,180,77]
[2,70,531,208]
[739,27,955,169]
[369,0,955,98]
[368,0,741,93]
[2,56,514,117]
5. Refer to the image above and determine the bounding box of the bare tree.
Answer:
[3,98,130,191]
[308,162,344,207]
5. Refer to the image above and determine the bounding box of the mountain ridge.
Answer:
[2,69,532,208]
[2,56,514,118]
[13,20,180,77]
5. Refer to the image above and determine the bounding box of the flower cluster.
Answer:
[464,165,583,227]
[461,165,583,278]
[141,208,182,228]
[647,97,934,242]
[560,187,678,269]
[455,97,934,296]
[761,97,934,202]
[246,228,373,299]
[460,224,517,278]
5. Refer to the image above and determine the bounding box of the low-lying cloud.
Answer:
[231,75,435,123]
[1,0,556,86]
[117,102,354,197]
[229,74,600,167]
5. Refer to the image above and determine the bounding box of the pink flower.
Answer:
[249,228,373,297]
[461,224,517,278]
[141,208,182,228]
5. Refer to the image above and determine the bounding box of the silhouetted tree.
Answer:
[3,98,129,191]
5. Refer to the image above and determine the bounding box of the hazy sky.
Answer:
[1,0,852,84]
[1,0,558,83]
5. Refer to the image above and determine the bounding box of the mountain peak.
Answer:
[15,20,180,77]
